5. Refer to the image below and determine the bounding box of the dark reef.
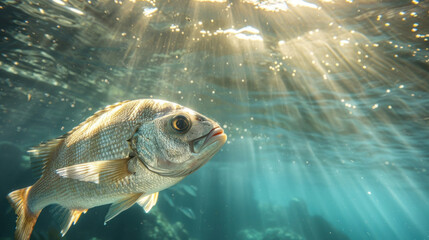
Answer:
[236,198,350,240]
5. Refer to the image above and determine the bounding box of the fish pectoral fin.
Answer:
[55,158,133,184]
[59,208,88,237]
[105,194,142,224]
[136,192,159,213]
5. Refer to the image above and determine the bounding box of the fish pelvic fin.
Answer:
[59,208,88,237]
[7,186,41,240]
[136,192,159,213]
[56,158,134,185]
[104,193,142,224]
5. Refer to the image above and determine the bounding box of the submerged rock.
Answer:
[285,199,349,240]
[263,228,304,240]
[237,228,262,240]
[237,227,304,240]
[243,198,350,240]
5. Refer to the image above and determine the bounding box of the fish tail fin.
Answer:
[7,186,41,240]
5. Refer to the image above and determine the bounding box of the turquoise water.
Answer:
[0,0,428,239]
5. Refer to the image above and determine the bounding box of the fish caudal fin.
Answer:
[7,186,41,240]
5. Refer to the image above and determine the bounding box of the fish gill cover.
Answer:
[0,0,428,239]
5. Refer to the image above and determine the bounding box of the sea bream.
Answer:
[7,99,227,240]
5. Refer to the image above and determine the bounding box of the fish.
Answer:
[163,194,175,207]
[182,184,198,197]
[178,207,196,220]
[6,99,227,240]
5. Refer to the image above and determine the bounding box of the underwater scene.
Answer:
[0,0,428,239]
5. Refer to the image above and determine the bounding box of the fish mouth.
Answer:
[190,127,226,154]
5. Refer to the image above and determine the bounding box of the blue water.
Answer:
[0,0,428,239]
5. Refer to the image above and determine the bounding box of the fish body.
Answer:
[7,99,227,240]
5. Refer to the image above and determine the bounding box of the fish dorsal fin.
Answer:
[105,194,142,224]
[136,192,159,213]
[56,158,134,184]
[59,208,88,237]
[65,100,132,136]
[29,136,66,178]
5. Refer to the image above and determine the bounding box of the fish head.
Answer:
[131,104,227,178]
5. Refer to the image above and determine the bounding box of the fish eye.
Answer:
[171,115,191,133]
